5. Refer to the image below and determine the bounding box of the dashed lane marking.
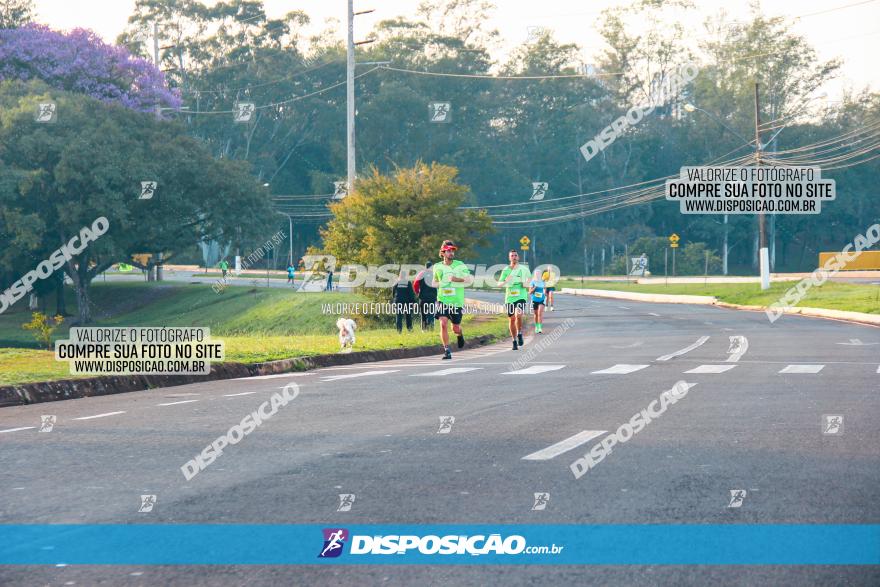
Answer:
[522,430,607,461]
[0,427,36,434]
[320,370,400,381]
[779,364,825,374]
[502,365,567,375]
[412,367,483,377]
[73,411,126,420]
[157,400,200,407]
[591,364,650,375]
[685,364,738,374]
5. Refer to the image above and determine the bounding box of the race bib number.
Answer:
[534,292,544,300]
[441,287,455,297]
[510,289,521,297]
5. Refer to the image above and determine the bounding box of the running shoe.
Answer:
[457,333,465,348]
[517,332,524,346]
[442,348,452,360]
[513,340,518,350]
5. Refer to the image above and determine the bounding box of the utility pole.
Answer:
[754,82,770,290]
[153,21,164,281]
[346,0,356,191]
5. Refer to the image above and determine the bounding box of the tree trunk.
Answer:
[66,259,93,324]
[55,274,68,316]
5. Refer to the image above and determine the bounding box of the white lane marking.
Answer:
[502,365,566,375]
[612,341,644,349]
[236,373,311,380]
[157,400,199,406]
[877,365,880,373]
[412,367,483,377]
[618,305,631,310]
[685,364,738,374]
[0,426,36,434]
[224,391,258,397]
[657,336,710,361]
[522,430,607,461]
[73,411,126,420]
[591,364,649,375]
[320,369,399,381]
[726,336,749,362]
[779,364,825,374]
[836,338,878,346]
[649,312,661,317]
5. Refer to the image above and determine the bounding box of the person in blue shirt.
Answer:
[286,264,296,286]
[529,269,547,334]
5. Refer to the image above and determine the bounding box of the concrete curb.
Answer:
[0,334,497,408]
[561,287,717,305]
[562,287,880,327]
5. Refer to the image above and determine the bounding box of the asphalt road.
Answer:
[1,292,879,585]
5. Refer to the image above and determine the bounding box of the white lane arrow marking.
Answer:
[657,336,710,361]
[726,336,749,362]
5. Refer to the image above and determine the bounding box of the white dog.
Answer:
[336,317,357,353]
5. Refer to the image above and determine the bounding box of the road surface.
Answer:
[1,293,878,585]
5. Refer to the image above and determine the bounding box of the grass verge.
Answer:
[556,279,880,314]
[0,283,508,386]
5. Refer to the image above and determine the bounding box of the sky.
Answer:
[30,0,880,100]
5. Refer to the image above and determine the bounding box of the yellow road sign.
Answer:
[670,243,679,248]
[521,245,530,251]
[669,233,680,244]
[520,236,531,246]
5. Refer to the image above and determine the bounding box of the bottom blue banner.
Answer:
[1,525,878,565]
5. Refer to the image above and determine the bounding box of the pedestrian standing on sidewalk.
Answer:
[414,261,437,330]
[392,270,416,333]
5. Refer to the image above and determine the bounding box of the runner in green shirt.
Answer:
[499,249,530,350]
[218,259,229,279]
[433,240,470,360]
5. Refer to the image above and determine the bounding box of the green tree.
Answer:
[319,162,493,266]
[0,80,272,323]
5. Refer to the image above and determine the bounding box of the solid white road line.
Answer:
[591,364,649,375]
[522,430,607,461]
[685,364,738,374]
[223,391,258,397]
[157,400,199,406]
[73,411,126,420]
[656,336,710,361]
[0,426,36,434]
[320,369,399,381]
[779,364,825,374]
[726,336,749,362]
[412,367,483,377]
[502,365,566,375]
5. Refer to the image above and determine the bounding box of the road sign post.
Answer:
[669,233,680,278]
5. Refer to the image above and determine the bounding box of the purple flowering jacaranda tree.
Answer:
[0,23,180,113]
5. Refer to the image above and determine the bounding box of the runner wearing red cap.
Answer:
[433,240,470,360]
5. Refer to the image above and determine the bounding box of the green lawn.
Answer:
[556,279,880,314]
[0,283,509,386]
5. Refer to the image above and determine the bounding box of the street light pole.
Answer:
[754,82,770,290]
[346,0,356,191]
